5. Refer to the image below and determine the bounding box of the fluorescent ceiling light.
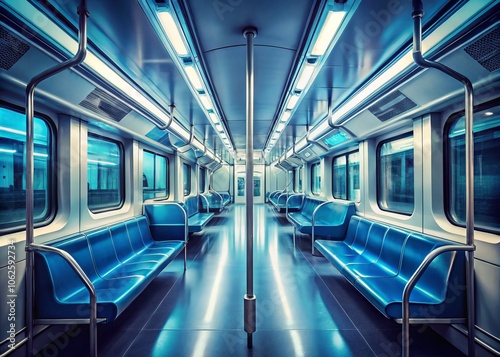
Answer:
[331,1,488,125]
[276,122,286,132]
[280,110,292,123]
[157,10,189,57]
[295,63,315,91]
[185,65,204,92]
[199,94,213,111]
[286,94,300,110]
[272,132,280,140]
[0,148,17,153]
[311,11,346,56]
[208,112,220,125]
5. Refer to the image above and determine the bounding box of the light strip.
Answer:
[184,65,204,92]
[311,11,347,56]
[295,63,315,91]
[3,1,179,129]
[157,10,189,57]
[199,94,213,111]
[331,0,492,125]
[286,94,300,110]
[0,148,17,154]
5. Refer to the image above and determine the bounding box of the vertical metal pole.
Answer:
[243,26,257,349]
[24,2,89,355]
[411,2,475,356]
[464,67,476,357]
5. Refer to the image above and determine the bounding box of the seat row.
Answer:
[286,196,355,254]
[315,215,468,319]
[144,195,214,241]
[269,192,304,213]
[34,216,185,323]
[201,190,231,212]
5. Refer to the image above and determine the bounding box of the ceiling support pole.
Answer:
[243,25,257,349]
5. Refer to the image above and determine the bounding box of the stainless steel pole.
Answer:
[25,1,88,355]
[243,26,257,349]
[411,2,475,357]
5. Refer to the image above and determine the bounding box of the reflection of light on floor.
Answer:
[290,330,304,356]
[204,236,229,323]
[191,331,210,357]
[270,233,293,323]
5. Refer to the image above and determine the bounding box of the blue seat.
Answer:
[287,197,356,254]
[315,215,467,320]
[185,195,214,233]
[201,191,224,212]
[271,192,303,213]
[34,217,185,323]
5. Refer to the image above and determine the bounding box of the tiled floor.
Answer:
[33,204,466,356]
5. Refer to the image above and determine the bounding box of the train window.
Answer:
[87,135,124,212]
[199,167,206,193]
[295,166,303,193]
[311,162,321,195]
[447,105,500,233]
[183,163,191,196]
[333,156,347,199]
[332,151,360,201]
[143,150,168,201]
[0,106,53,232]
[377,135,414,215]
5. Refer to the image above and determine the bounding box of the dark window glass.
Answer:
[143,150,168,201]
[378,135,414,214]
[0,106,53,231]
[447,105,500,233]
[333,156,347,199]
[199,167,206,193]
[333,151,360,201]
[311,162,321,195]
[87,135,123,212]
[297,166,303,193]
[183,163,191,196]
[348,152,360,201]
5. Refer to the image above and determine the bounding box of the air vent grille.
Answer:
[79,88,131,122]
[368,90,417,122]
[464,28,500,72]
[0,26,30,70]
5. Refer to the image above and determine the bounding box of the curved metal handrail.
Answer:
[311,200,334,255]
[401,244,475,357]
[28,243,98,357]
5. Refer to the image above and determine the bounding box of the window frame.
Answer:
[376,133,414,215]
[0,102,56,233]
[87,133,125,213]
[199,166,206,193]
[142,149,169,201]
[310,162,321,195]
[183,162,191,196]
[444,98,500,234]
[332,150,360,202]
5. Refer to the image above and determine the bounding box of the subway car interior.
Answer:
[0,0,499,356]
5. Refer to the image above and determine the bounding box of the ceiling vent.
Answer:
[0,26,30,70]
[464,28,500,72]
[368,90,417,122]
[79,88,131,122]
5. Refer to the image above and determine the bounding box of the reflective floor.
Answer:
[34,204,465,356]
